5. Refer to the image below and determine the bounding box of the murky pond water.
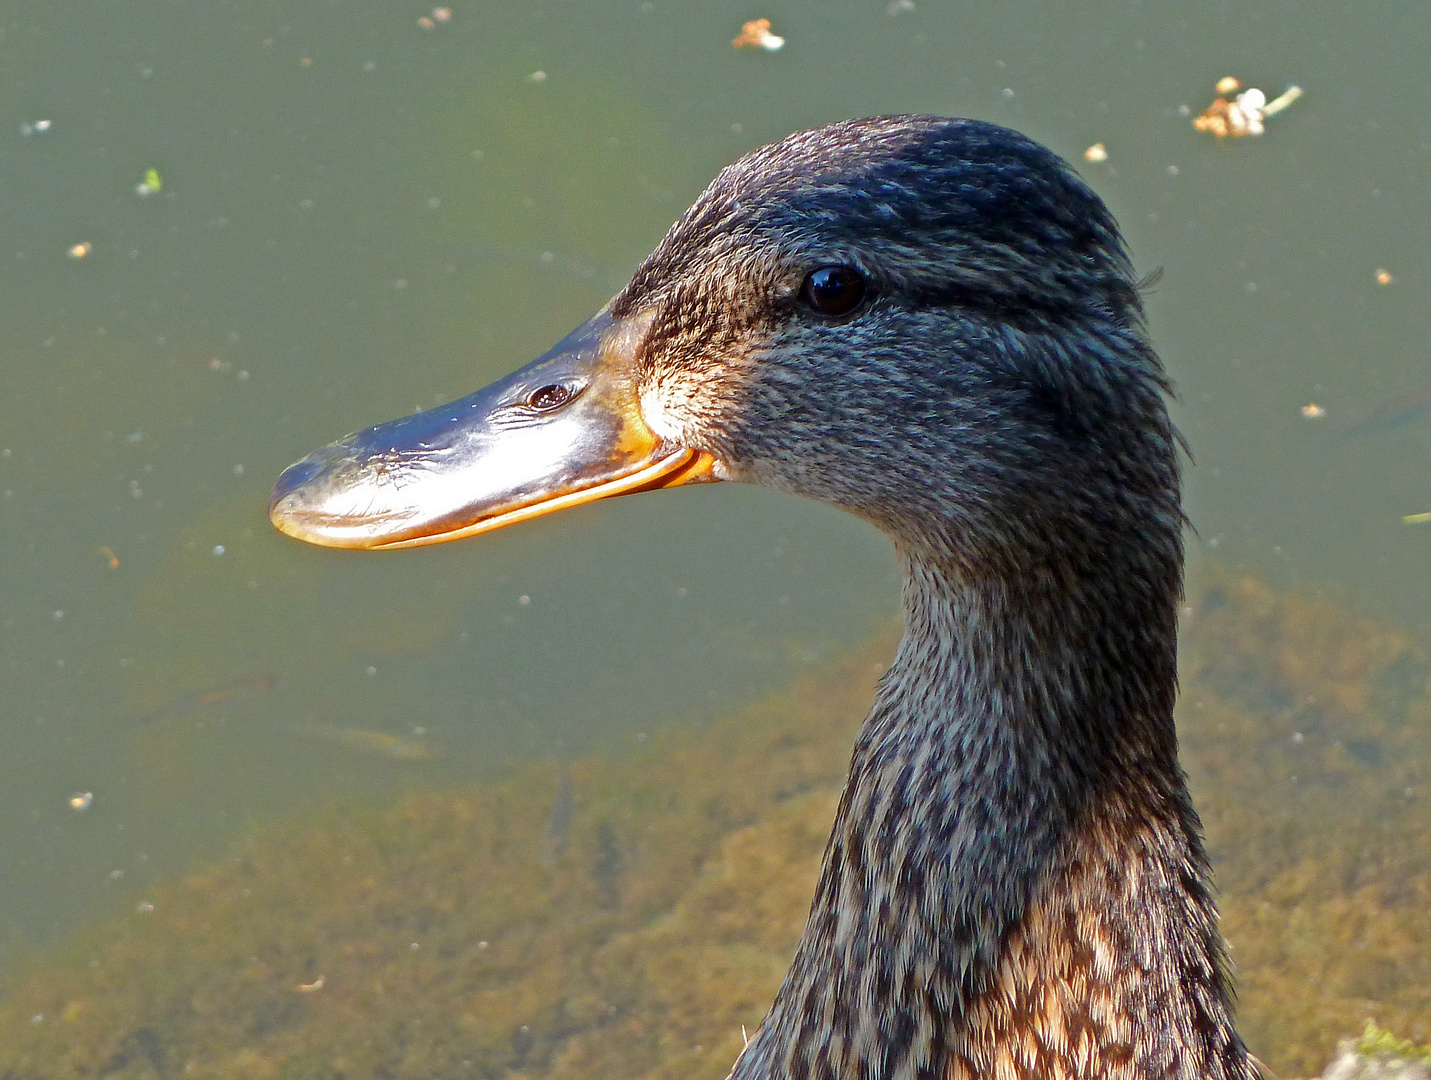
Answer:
[1,0,1428,1074]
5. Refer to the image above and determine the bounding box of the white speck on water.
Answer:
[212,545,225,556]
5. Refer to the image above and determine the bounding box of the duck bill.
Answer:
[269,308,719,550]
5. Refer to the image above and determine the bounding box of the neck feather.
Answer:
[730,550,1250,1080]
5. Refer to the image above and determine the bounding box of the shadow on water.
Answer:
[1334,381,1431,441]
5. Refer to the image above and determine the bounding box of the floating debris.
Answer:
[67,242,92,260]
[1301,403,1327,419]
[135,168,162,197]
[527,70,547,83]
[1083,142,1108,163]
[1375,268,1394,286]
[1194,79,1303,138]
[1265,86,1304,115]
[69,792,93,812]
[20,119,53,137]
[96,546,120,569]
[296,976,325,993]
[1404,512,1431,525]
[733,18,784,51]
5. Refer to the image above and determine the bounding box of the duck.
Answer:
[270,115,1254,1080]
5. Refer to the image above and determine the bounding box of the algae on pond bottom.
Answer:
[1,569,1428,1079]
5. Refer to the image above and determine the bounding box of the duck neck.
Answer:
[732,548,1250,1080]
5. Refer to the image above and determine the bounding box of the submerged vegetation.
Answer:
[1,568,1428,1078]
[1355,1023,1431,1064]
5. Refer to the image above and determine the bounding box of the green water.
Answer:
[0,0,1427,1024]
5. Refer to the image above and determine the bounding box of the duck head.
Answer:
[271,115,1177,587]
[267,118,1238,1080]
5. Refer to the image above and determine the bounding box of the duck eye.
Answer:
[526,383,573,411]
[800,265,867,318]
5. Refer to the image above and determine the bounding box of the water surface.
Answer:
[1,0,1428,1060]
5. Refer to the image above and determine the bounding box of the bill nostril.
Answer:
[270,457,325,513]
